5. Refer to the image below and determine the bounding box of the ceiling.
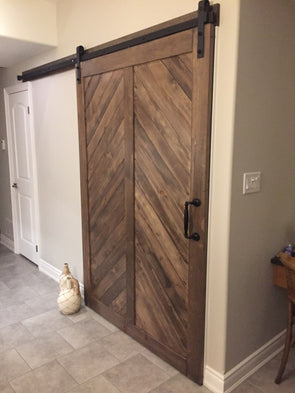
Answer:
[0,35,55,68]
[0,0,58,68]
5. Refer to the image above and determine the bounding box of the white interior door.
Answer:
[4,84,38,264]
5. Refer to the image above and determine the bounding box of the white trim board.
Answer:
[38,258,84,297]
[0,234,14,252]
[203,330,285,393]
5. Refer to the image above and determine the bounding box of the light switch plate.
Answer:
[243,172,261,194]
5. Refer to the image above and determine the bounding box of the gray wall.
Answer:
[226,0,295,370]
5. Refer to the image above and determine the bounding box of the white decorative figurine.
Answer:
[58,263,81,315]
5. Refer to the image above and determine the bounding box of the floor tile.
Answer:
[10,360,78,393]
[0,279,39,308]
[0,348,31,384]
[0,281,9,292]
[0,322,34,353]
[247,354,295,393]
[1,271,40,290]
[22,309,74,337]
[25,292,58,314]
[149,374,211,393]
[58,317,112,349]
[70,375,121,393]
[88,308,119,332]
[58,341,119,384]
[0,259,37,277]
[103,353,170,393]
[0,295,20,310]
[141,349,179,377]
[0,383,15,393]
[65,305,91,323]
[0,303,37,328]
[101,330,144,361]
[0,245,11,256]
[231,381,265,393]
[16,332,74,368]
[0,253,22,267]
[0,274,25,288]
[27,274,59,296]
[69,306,119,332]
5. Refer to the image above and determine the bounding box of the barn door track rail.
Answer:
[17,0,219,83]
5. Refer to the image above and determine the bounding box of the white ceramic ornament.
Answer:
[57,263,81,315]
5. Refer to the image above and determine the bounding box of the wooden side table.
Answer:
[271,256,287,289]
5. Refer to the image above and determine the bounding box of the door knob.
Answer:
[12,182,18,188]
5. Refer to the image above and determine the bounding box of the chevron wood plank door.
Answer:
[77,22,215,383]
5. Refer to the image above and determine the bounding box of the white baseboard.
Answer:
[204,330,285,393]
[0,234,14,252]
[38,258,84,297]
[38,258,62,282]
[204,366,225,393]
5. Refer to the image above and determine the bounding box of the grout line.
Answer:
[13,347,34,371]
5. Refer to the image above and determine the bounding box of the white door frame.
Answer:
[4,82,40,265]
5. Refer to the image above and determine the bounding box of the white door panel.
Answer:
[5,85,38,264]
[13,103,31,180]
[18,194,34,241]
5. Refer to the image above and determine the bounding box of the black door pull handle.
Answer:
[184,198,201,241]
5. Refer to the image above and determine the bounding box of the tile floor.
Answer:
[0,243,294,393]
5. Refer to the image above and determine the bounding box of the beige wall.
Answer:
[0,65,83,281]
[31,71,83,281]
[205,0,240,374]
[0,0,57,45]
[226,0,295,370]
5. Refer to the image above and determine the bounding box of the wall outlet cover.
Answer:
[243,172,261,194]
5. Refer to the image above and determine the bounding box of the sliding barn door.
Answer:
[78,21,215,383]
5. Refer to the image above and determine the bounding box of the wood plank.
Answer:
[134,53,192,356]
[126,324,187,374]
[82,30,192,77]
[162,55,193,100]
[187,24,215,383]
[85,71,124,154]
[85,69,128,317]
[76,77,91,293]
[86,295,126,329]
[124,67,135,325]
